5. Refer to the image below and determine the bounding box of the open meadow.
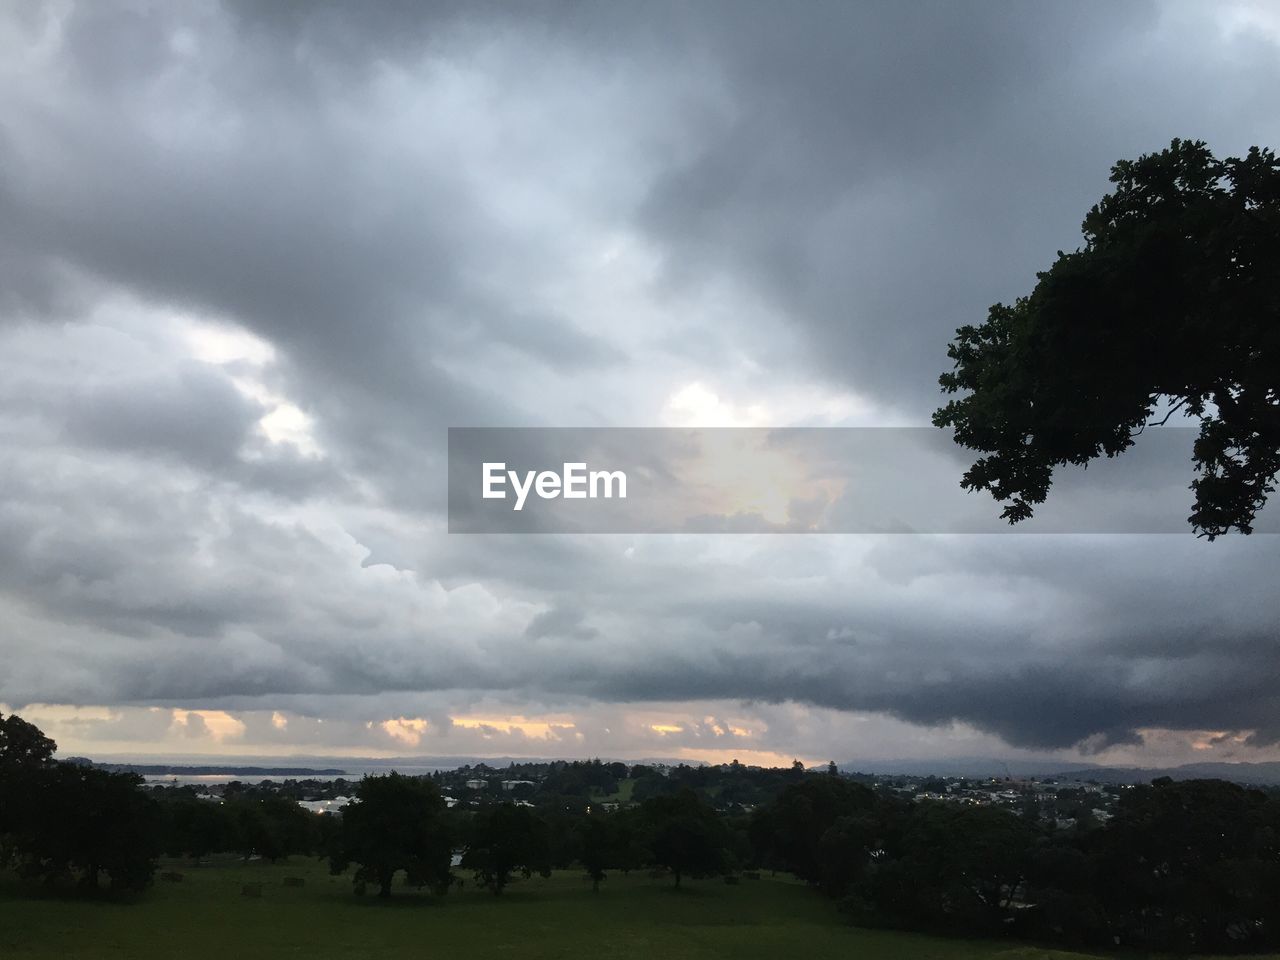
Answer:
[0,858,1266,960]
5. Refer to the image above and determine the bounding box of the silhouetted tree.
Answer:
[463,803,552,895]
[643,790,728,887]
[330,773,452,898]
[578,814,617,892]
[226,793,317,862]
[159,796,237,862]
[2,714,159,891]
[751,776,880,888]
[1085,778,1280,951]
[936,139,1280,538]
[864,803,1038,934]
[611,806,648,875]
[0,712,56,774]
[12,764,161,892]
[1,711,57,865]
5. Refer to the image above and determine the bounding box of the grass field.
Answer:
[0,858,1264,960]
[605,777,636,802]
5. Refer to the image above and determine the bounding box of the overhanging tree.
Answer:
[935,139,1280,538]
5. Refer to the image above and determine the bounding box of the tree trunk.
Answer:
[378,869,392,899]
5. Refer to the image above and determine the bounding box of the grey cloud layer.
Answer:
[1,0,1278,756]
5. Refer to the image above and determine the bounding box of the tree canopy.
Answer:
[935,139,1280,538]
[329,773,453,898]
[578,814,620,892]
[5,762,161,892]
[462,803,552,895]
[0,711,56,775]
[749,776,883,894]
[2,713,161,892]
[642,790,728,887]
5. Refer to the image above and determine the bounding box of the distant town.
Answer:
[100,757,1198,832]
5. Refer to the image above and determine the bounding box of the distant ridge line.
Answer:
[838,756,1280,785]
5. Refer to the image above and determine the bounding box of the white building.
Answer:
[297,797,351,814]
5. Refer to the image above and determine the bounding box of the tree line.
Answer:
[752,773,1280,953]
[5,711,1280,952]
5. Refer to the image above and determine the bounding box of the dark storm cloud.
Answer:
[573,535,1280,749]
[633,1,1280,412]
[0,0,1278,757]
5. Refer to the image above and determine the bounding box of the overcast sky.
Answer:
[2,0,1279,768]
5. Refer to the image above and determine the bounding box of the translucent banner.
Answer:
[447,427,1276,534]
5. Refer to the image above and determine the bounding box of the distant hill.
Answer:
[1043,761,1280,787]
[838,756,1280,786]
[68,758,347,777]
[58,753,700,777]
[837,757,1102,778]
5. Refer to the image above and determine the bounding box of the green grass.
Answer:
[0,859,1265,960]
[591,777,636,803]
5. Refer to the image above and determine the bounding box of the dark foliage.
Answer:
[462,802,552,894]
[749,776,883,893]
[7,763,161,892]
[642,790,729,887]
[936,139,1280,538]
[856,803,1039,935]
[1067,778,1280,951]
[225,794,319,862]
[745,776,1280,952]
[158,796,238,861]
[329,773,453,898]
[578,814,617,892]
[0,712,56,776]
